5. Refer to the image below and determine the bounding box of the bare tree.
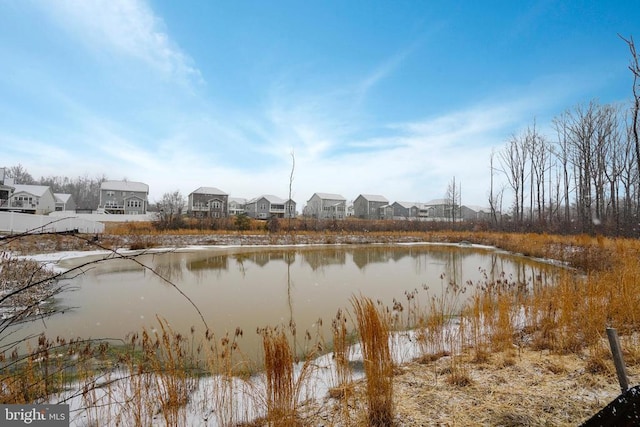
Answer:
[445,176,461,223]
[6,164,35,184]
[620,35,640,185]
[499,131,529,223]
[157,190,186,229]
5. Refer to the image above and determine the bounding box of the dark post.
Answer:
[606,327,630,393]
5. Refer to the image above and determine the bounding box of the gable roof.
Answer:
[358,194,388,203]
[54,193,72,203]
[229,197,247,204]
[394,201,416,209]
[312,192,346,201]
[424,198,448,205]
[101,180,149,193]
[190,186,227,196]
[12,184,52,197]
[248,195,294,204]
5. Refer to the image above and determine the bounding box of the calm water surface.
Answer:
[21,244,561,357]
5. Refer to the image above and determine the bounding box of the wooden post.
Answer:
[606,327,629,393]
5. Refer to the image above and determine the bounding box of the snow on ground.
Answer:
[51,330,431,427]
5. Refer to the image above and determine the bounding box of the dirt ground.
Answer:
[2,231,631,426]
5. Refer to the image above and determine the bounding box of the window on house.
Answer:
[106,191,115,197]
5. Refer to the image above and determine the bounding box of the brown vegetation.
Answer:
[2,226,640,425]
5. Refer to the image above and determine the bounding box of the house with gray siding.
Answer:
[392,202,438,220]
[353,194,389,220]
[245,195,296,219]
[99,180,149,214]
[54,193,76,211]
[304,193,346,219]
[424,198,461,221]
[187,187,229,218]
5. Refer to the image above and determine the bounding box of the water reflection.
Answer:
[18,244,563,361]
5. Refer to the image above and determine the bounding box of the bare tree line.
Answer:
[495,36,640,236]
[5,164,107,210]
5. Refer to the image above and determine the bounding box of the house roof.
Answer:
[394,201,417,209]
[312,192,346,201]
[358,194,388,203]
[424,198,448,205]
[101,180,149,193]
[248,194,293,204]
[12,185,52,197]
[190,186,227,196]
[54,193,72,203]
[229,197,247,204]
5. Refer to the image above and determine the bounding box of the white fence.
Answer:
[0,211,105,234]
[49,211,158,223]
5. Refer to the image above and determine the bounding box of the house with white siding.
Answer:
[2,184,57,215]
[228,198,247,216]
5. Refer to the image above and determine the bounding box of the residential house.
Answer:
[3,184,57,215]
[187,187,229,218]
[228,198,247,216]
[304,193,346,219]
[99,180,149,214]
[54,193,76,211]
[392,202,438,220]
[245,195,296,219]
[0,168,13,210]
[380,204,394,220]
[461,205,494,221]
[424,198,461,221]
[353,194,389,220]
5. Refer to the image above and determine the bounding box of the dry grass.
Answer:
[5,229,640,425]
[351,295,394,427]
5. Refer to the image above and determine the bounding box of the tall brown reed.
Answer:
[259,326,301,427]
[328,308,353,425]
[351,295,394,427]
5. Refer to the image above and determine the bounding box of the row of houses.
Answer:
[305,193,492,221]
[0,178,77,215]
[0,168,491,221]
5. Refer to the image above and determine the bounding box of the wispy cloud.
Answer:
[38,0,202,85]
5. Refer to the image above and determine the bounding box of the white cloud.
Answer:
[38,0,202,85]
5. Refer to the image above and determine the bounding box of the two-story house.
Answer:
[304,193,347,219]
[424,198,460,221]
[353,194,389,220]
[187,187,229,218]
[99,180,149,214]
[245,195,296,219]
[392,202,436,220]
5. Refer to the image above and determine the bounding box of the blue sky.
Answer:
[1,1,638,208]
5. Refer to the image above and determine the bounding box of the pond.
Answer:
[16,243,562,359]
